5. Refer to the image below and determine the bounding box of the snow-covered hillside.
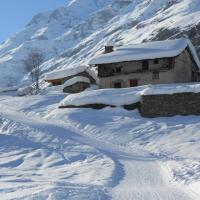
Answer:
[0,0,200,88]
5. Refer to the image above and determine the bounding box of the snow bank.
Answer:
[63,76,90,88]
[142,83,200,96]
[0,86,18,92]
[59,86,147,107]
[89,38,200,69]
[59,83,200,108]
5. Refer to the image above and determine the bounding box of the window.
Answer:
[142,60,149,71]
[115,67,122,73]
[152,71,159,80]
[192,71,195,79]
[51,79,62,86]
[114,81,122,88]
[168,58,174,69]
[130,79,138,87]
[154,59,159,64]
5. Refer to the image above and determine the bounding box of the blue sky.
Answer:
[0,0,66,43]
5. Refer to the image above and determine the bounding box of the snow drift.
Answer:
[59,83,200,108]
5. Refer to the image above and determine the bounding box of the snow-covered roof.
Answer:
[63,76,90,88]
[89,38,200,69]
[45,65,88,81]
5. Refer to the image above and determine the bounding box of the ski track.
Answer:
[0,104,197,200]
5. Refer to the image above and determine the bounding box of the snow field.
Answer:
[0,115,114,199]
[0,89,200,199]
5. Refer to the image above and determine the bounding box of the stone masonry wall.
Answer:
[140,92,200,117]
[63,82,90,93]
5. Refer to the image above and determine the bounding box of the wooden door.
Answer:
[114,82,122,88]
[130,79,138,87]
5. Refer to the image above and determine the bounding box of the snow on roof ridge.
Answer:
[89,38,200,69]
[63,76,90,88]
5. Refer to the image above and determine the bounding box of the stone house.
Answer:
[89,38,200,88]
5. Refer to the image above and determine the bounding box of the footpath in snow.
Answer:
[112,159,193,200]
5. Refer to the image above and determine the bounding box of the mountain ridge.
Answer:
[0,0,200,88]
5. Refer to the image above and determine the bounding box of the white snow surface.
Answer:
[0,0,200,88]
[89,38,200,68]
[142,83,200,95]
[59,83,200,107]
[0,0,200,198]
[17,86,34,96]
[0,87,200,199]
[60,86,145,107]
[63,76,90,88]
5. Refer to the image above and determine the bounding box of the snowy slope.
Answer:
[0,0,200,88]
[0,89,200,199]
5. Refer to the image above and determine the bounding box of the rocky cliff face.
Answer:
[0,0,200,88]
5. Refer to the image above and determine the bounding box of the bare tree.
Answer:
[24,51,44,94]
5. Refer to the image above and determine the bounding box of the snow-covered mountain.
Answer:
[0,0,200,88]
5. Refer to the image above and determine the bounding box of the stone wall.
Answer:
[59,102,140,110]
[63,82,90,93]
[140,92,200,117]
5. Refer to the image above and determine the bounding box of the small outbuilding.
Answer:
[44,65,97,86]
[63,76,90,93]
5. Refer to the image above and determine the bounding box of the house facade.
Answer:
[89,38,200,88]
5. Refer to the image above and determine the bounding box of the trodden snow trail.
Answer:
[0,104,197,200]
[111,159,193,200]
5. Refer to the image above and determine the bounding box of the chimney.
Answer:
[104,45,114,54]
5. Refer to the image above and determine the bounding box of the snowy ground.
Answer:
[0,88,200,199]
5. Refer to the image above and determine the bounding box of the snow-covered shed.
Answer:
[62,76,90,93]
[89,38,200,89]
[44,65,97,86]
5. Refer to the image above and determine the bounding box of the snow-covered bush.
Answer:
[17,86,34,96]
